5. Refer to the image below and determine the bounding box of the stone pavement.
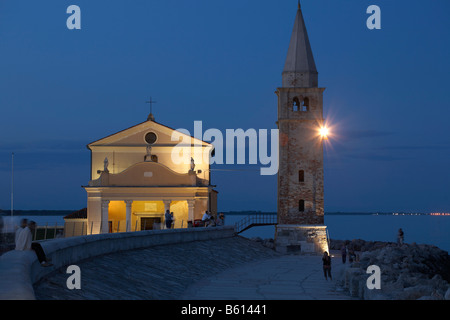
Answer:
[34,236,352,300]
[180,253,352,300]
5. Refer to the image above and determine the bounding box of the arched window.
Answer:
[293,97,300,111]
[301,97,309,112]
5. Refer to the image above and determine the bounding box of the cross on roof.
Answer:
[145,96,157,121]
[146,96,157,114]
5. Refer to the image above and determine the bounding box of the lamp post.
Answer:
[11,152,14,217]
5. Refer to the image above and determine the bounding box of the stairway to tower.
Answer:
[234,213,277,234]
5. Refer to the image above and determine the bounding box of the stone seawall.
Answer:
[0,226,235,300]
[34,236,281,300]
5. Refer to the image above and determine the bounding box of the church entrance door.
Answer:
[141,217,161,230]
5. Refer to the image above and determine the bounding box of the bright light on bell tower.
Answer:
[319,126,329,140]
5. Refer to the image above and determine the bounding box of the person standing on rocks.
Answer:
[322,251,332,281]
[397,228,404,246]
[340,244,347,264]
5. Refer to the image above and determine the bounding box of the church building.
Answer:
[81,111,218,235]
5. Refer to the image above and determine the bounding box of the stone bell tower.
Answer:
[275,3,328,254]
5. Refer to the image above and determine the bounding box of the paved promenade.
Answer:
[34,236,351,300]
[180,254,351,300]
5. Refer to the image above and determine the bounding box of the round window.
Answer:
[144,132,157,144]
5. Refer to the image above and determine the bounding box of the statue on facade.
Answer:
[103,157,109,173]
[145,144,152,162]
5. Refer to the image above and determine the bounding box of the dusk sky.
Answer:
[1,0,449,213]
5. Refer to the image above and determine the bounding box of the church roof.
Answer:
[87,119,212,148]
[64,208,87,219]
[283,4,317,74]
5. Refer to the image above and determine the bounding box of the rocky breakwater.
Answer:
[331,239,450,300]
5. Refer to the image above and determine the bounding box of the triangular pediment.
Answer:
[88,120,211,148]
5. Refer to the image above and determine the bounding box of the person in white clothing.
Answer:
[15,225,32,251]
[201,211,215,227]
[15,221,52,267]
[201,211,209,226]
[15,218,28,246]
[202,211,210,221]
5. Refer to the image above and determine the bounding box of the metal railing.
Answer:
[235,213,277,234]
[33,223,65,240]
[0,223,64,255]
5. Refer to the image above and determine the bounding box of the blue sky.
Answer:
[1,0,449,213]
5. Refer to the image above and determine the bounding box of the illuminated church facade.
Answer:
[80,113,217,235]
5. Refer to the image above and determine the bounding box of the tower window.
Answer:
[293,97,300,111]
[299,200,305,212]
[298,170,304,182]
[301,97,309,112]
[293,97,309,112]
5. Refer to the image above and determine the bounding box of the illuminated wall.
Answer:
[108,201,126,232]
[85,120,216,235]
[169,200,188,228]
[88,121,212,181]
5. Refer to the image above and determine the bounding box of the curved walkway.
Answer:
[33,236,280,300]
[33,236,352,300]
[180,254,352,300]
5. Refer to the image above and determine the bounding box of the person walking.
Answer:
[322,251,332,281]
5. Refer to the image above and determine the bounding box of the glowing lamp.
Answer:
[319,126,329,140]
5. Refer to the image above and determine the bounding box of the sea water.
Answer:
[2,214,449,253]
[226,214,450,253]
[1,215,65,233]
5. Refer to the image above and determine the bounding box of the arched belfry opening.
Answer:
[301,97,309,111]
[292,96,309,112]
[293,97,301,111]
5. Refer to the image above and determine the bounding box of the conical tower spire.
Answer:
[282,3,318,87]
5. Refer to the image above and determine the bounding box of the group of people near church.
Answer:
[15,219,52,267]
[164,210,225,229]
[202,211,225,227]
